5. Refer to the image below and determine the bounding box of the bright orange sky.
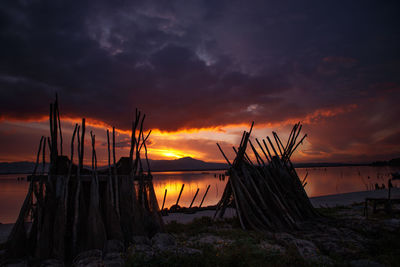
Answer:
[1,99,399,165]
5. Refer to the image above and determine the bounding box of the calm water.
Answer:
[1,166,399,224]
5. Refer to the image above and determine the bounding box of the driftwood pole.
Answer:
[199,185,211,208]
[72,126,81,254]
[64,124,78,216]
[161,189,167,210]
[189,188,200,208]
[112,127,120,217]
[107,129,115,208]
[79,118,85,170]
[175,184,185,206]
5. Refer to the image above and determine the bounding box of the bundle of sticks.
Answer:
[4,96,163,262]
[214,122,318,231]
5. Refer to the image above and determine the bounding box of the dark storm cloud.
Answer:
[0,0,399,142]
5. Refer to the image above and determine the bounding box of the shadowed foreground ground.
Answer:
[1,189,399,266]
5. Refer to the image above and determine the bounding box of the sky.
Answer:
[0,0,400,164]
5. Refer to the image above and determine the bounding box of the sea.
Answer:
[0,165,399,224]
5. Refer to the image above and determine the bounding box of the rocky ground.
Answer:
[1,202,400,266]
[125,203,400,267]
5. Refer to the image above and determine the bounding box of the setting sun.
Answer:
[148,148,196,159]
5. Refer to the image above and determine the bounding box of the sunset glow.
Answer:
[0,1,399,165]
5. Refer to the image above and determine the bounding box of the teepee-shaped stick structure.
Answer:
[4,96,163,263]
[215,122,318,231]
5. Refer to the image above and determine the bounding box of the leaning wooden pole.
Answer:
[199,185,211,208]
[175,184,185,206]
[112,126,120,217]
[189,188,200,208]
[161,189,167,211]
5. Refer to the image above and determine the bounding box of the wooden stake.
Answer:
[189,188,200,208]
[33,137,44,175]
[161,189,167,210]
[217,143,231,166]
[107,129,115,208]
[199,185,211,208]
[112,127,120,217]
[176,184,185,206]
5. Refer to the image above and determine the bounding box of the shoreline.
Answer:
[2,188,399,244]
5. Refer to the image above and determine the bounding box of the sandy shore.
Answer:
[1,188,399,244]
[310,188,400,207]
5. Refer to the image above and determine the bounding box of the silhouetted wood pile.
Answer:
[214,122,318,231]
[3,97,163,263]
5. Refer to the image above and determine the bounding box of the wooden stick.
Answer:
[189,188,200,208]
[284,123,297,152]
[72,125,81,254]
[199,185,211,208]
[175,184,185,206]
[33,137,44,175]
[53,97,58,161]
[263,139,272,162]
[267,136,279,158]
[301,172,308,186]
[56,94,63,156]
[217,143,231,166]
[249,140,265,166]
[161,189,167,210]
[272,132,283,157]
[112,127,120,217]
[248,121,254,135]
[273,132,286,155]
[107,129,115,208]
[79,118,85,170]
[49,103,53,161]
[129,121,135,161]
[255,138,270,163]
[142,130,152,176]
[288,134,307,159]
[229,173,246,230]
[64,124,78,217]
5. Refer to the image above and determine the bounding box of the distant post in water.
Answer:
[161,189,167,210]
[189,188,200,208]
[199,184,211,208]
[175,184,185,206]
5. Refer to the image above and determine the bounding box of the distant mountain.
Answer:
[0,157,228,174]
[0,161,49,174]
[148,157,228,171]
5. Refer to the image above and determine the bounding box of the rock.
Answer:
[383,218,400,230]
[189,234,233,248]
[103,252,125,267]
[174,247,202,255]
[309,255,334,266]
[275,233,319,259]
[127,243,154,259]
[73,249,103,267]
[40,259,64,266]
[292,238,319,259]
[350,259,384,267]
[258,241,286,254]
[104,239,125,253]
[132,235,151,246]
[1,260,28,267]
[151,233,176,251]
